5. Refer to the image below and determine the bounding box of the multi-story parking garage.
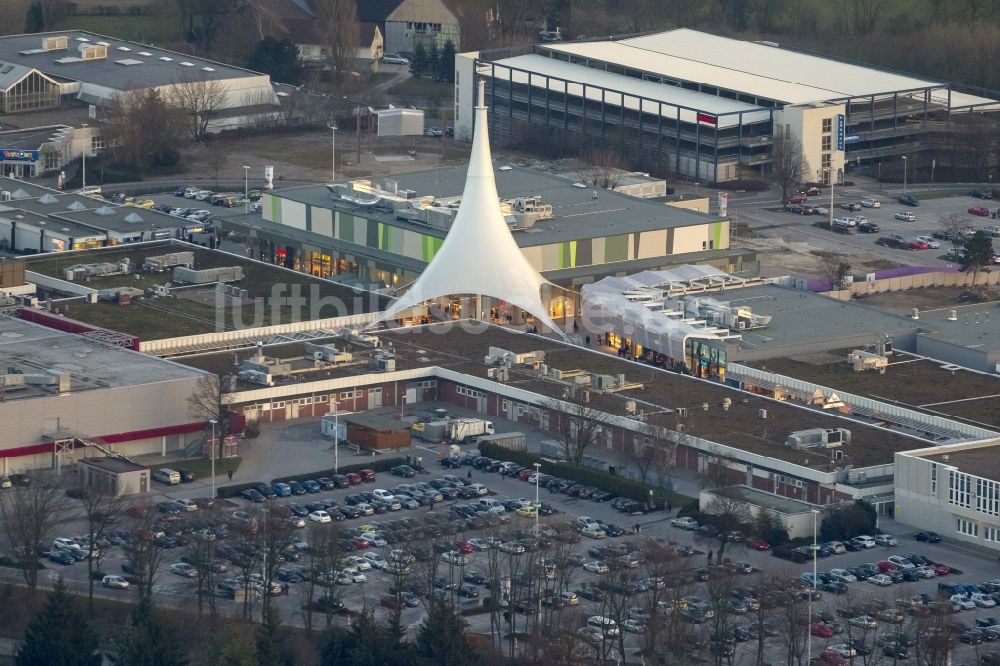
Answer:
[456,29,1000,183]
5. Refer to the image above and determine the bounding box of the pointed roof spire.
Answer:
[379,79,561,333]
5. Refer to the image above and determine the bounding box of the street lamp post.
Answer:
[822,168,834,229]
[242,165,250,214]
[332,399,340,474]
[533,462,541,535]
[330,126,338,184]
[902,156,908,193]
[209,419,217,499]
[807,509,820,662]
[81,124,87,190]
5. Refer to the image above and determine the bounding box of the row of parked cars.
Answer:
[466,454,650,514]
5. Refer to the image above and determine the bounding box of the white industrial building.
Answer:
[0,316,208,475]
[895,441,1000,552]
[457,29,1000,183]
[0,31,278,126]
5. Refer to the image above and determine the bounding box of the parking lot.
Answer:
[732,182,1000,274]
[15,436,1000,664]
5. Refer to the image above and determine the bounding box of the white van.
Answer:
[860,198,881,208]
[587,615,621,637]
[153,468,181,485]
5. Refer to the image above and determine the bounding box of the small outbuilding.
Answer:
[78,456,149,496]
[344,413,410,451]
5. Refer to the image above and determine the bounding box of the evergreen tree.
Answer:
[24,3,44,32]
[319,626,351,666]
[347,609,412,666]
[440,41,457,84]
[200,619,257,666]
[410,42,428,78]
[255,606,292,666]
[247,37,305,85]
[115,599,187,666]
[428,41,440,81]
[16,578,101,666]
[415,599,476,666]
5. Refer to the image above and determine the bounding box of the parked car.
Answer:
[381,54,410,65]
[969,206,991,217]
[671,517,699,530]
[893,211,916,222]
[914,531,941,543]
[898,194,920,206]
[970,189,993,199]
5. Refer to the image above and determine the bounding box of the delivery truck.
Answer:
[447,418,495,443]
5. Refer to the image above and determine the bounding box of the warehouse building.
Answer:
[0,31,278,128]
[457,29,1000,183]
[0,316,207,475]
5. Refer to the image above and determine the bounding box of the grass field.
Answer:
[63,15,181,44]
[389,76,453,101]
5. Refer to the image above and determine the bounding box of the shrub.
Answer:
[716,179,769,192]
[477,442,694,509]
[270,457,406,485]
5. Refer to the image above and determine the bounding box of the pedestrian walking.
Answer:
[429,498,435,511]
[585,335,590,346]
[227,468,233,481]
[667,501,673,514]
[634,522,640,534]
[707,551,713,564]
[467,469,472,483]
[282,583,289,595]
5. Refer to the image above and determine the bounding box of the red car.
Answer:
[788,193,808,204]
[907,239,930,250]
[744,537,770,551]
[351,536,370,549]
[811,623,834,638]
[969,206,991,217]
[345,472,362,485]
[517,468,533,481]
[454,541,474,554]
[359,469,376,482]
[932,563,950,576]
[877,560,899,573]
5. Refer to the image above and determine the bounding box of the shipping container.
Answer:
[475,431,527,452]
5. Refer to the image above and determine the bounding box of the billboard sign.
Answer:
[718,192,729,217]
[844,134,861,144]
[1,149,39,162]
[836,114,845,151]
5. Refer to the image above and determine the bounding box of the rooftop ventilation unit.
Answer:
[138,51,152,56]
[9,189,29,200]
[123,212,144,223]
[159,56,173,62]
[37,194,58,204]
[94,206,115,216]
[78,43,107,60]
[202,66,215,72]
[41,36,69,51]
[786,428,851,450]
[65,201,85,211]
[179,61,195,67]
[115,59,143,66]
[115,46,130,51]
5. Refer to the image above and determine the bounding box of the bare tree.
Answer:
[188,374,230,450]
[818,252,853,291]
[315,0,359,85]
[258,504,294,618]
[0,472,67,597]
[170,74,228,141]
[700,488,753,562]
[622,433,660,485]
[779,585,811,666]
[303,524,342,629]
[849,0,885,34]
[205,137,230,188]
[78,484,130,611]
[547,392,613,467]
[228,509,264,619]
[939,212,971,252]
[121,499,168,606]
[768,133,809,209]
[0,0,29,35]
[182,517,221,618]
[699,447,738,491]
[103,88,185,170]
[573,147,628,190]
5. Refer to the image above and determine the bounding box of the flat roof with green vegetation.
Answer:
[25,241,389,341]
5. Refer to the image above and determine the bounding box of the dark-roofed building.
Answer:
[251,0,384,66]
[0,30,277,130]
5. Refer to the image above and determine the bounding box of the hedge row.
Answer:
[477,442,694,510]
[215,457,407,498]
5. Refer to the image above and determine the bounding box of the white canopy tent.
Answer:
[580,265,743,358]
[378,81,561,333]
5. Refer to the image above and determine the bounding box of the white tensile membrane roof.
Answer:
[379,81,561,333]
[581,265,744,358]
